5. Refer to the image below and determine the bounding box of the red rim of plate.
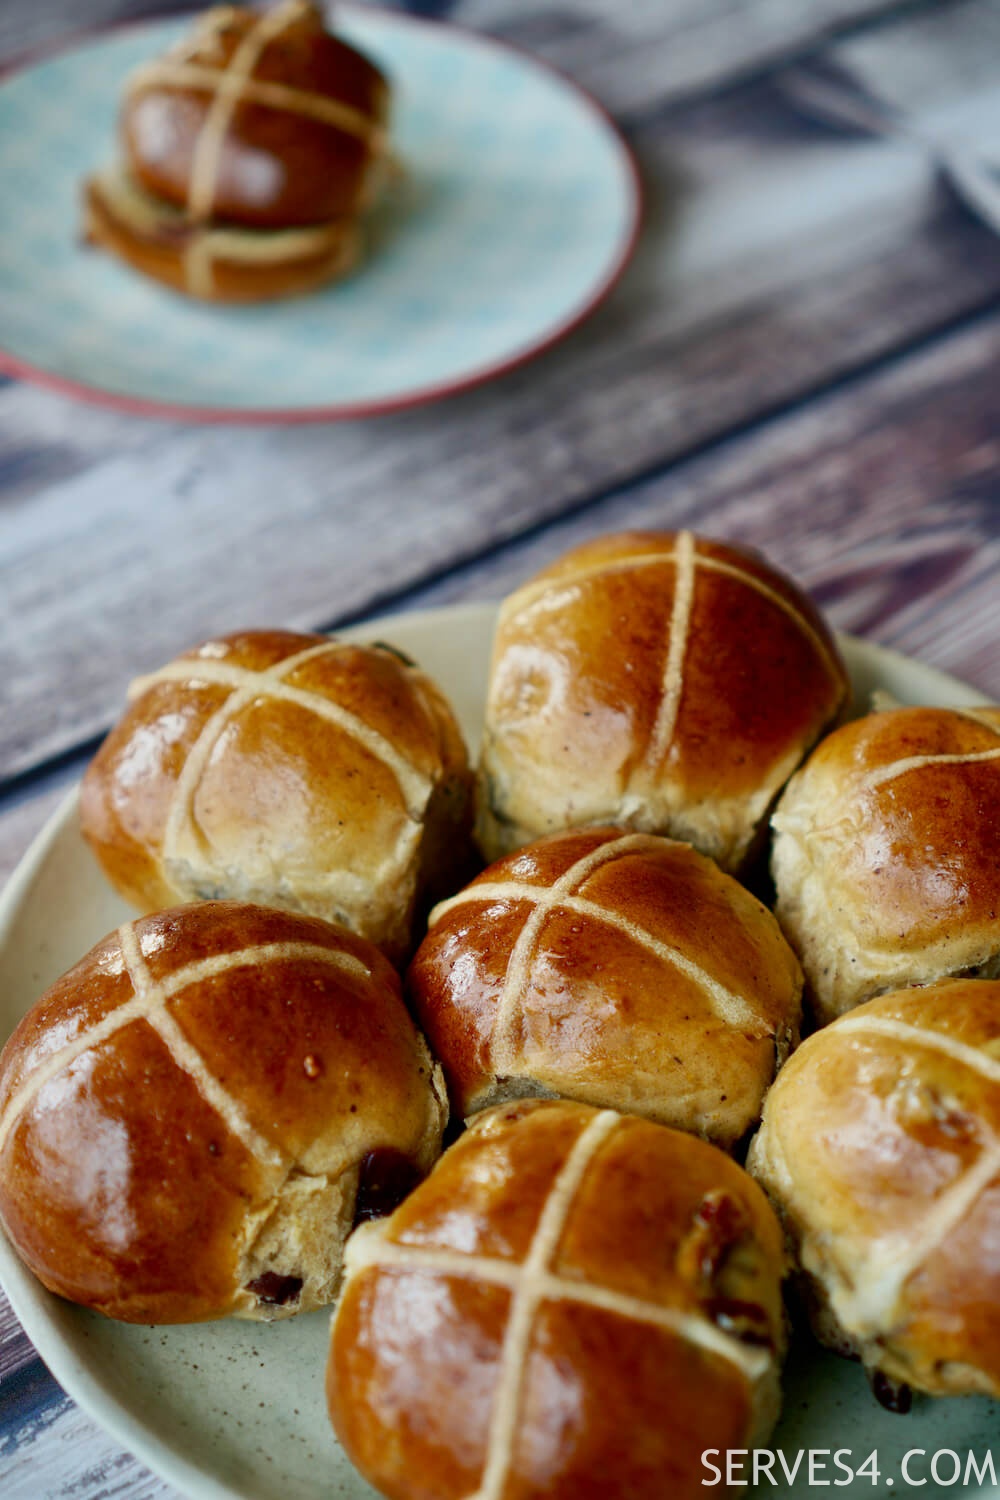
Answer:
[0,5,643,425]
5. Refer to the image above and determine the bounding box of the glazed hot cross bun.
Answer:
[328,1099,787,1500]
[771,703,1000,1024]
[0,902,447,1323]
[748,978,1000,1400]
[83,1,390,300]
[477,530,848,872]
[409,827,802,1147]
[81,629,473,964]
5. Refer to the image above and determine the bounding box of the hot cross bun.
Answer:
[0,902,448,1323]
[80,629,474,964]
[328,1098,787,1500]
[82,1,390,300]
[476,529,848,873]
[408,827,802,1147]
[771,703,1000,1024]
[747,978,1000,1400]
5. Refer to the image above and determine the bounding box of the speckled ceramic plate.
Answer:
[0,8,640,422]
[0,605,997,1500]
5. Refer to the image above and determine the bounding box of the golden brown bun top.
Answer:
[776,704,1000,944]
[79,629,471,961]
[748,979,1000,1396]
[409,826,802,1144]
[771,705,1000,1020]
[354,1099,786,1317]
[480,529,847,870]
[329,1099,786,1500]
[0,902,446,1323]
[122,1,389,228]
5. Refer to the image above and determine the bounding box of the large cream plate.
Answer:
[0,604,997,1500]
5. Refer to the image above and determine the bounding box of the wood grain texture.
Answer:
[0,1,195,67]
[834,0,1000,113]
[0,0,910,106]
[0,1293,41,1382]
[462,0,913,117]
[3,5,1000,781]
[3,309,995,942]
[400,308,1000,700]
[0,1364,176,1499]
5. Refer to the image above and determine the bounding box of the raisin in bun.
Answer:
[477,530,847,872]
[747,979,1000,1399]
[0,902,447,1324]
[408,827,802,1147]
[329,1099,787,1500]
[771,704,1000,1025]
[80,630,473,964]
[83,1,389,301]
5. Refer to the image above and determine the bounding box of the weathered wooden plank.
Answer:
[834,0,1000,115]
[0,385,176,510]
[400,308,1000,701]
[3,79,1000,782]
[0,0,989,516]
[3,298,996,882]
[464,0,914,117]
[0,0,911,114]
[0,1295,40,1383]
[0,1356,175,1500]
[0,1360,72,1467]
[2,331,997,915]
[0,1,194,67]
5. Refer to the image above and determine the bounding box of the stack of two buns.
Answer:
[84,1,390,301]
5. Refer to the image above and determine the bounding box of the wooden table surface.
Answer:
[1,0,999,1494]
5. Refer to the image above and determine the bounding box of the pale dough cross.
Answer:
[0,927,369,1165]
[130,637,432,901]
[126,0,384,294]
[345,1107,772,1500]
[430,829,772,1079]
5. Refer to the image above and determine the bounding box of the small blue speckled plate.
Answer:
[0,7,640,421]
